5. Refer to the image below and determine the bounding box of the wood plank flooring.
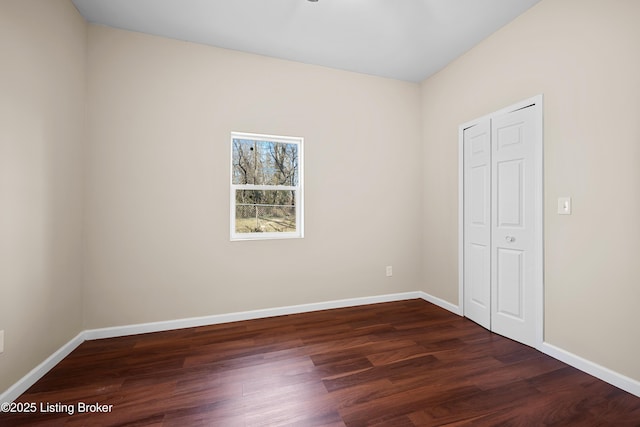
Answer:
[2,299,639,426]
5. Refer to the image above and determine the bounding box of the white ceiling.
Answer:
[71,0,541,82]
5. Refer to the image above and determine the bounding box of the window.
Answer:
[230,132,304,240]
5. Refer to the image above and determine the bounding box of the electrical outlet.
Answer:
[386,266,393,277]
[0,330,4,354]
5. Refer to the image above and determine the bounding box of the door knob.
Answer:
[505,236,515,243]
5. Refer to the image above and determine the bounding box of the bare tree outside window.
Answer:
[230,133,303,240]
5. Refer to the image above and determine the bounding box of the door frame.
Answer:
[458,94,544,348]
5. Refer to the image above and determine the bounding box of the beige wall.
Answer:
[0,0,86,391]
[421,0,640,381]
[84,26,423,328]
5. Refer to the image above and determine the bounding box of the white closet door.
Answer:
[490,105,538,347]
[463,120,491,330]
[461,98,542,349]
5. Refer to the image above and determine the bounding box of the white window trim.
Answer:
[230,131,304,241]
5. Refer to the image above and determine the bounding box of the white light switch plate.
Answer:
[558,197,571,215]
[0,330,4,353]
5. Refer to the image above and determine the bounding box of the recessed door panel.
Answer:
[496,159,524,228]
[496,121,525,151]
[470,243,489,308]
[496,248,524,319]
[471,133,488,156]
[471,165,488,226]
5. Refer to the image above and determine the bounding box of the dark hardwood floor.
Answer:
[2,299,639,426]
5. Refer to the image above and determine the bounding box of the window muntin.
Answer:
[230,132,303,240]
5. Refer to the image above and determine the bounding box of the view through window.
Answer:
[230,132,303,240]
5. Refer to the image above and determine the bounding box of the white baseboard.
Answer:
[540,342,640,398]
[2,292,421,403]
[4,292,638,403]
[0,332,85,404]
[419,292,640,398]
[84,291,423,340]
[417,291,462,315]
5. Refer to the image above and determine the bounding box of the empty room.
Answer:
[1,0,639,425]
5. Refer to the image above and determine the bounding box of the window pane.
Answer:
[235,190,296,233]
[232,138,298,186]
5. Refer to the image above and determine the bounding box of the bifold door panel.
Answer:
[463,121,491,330]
